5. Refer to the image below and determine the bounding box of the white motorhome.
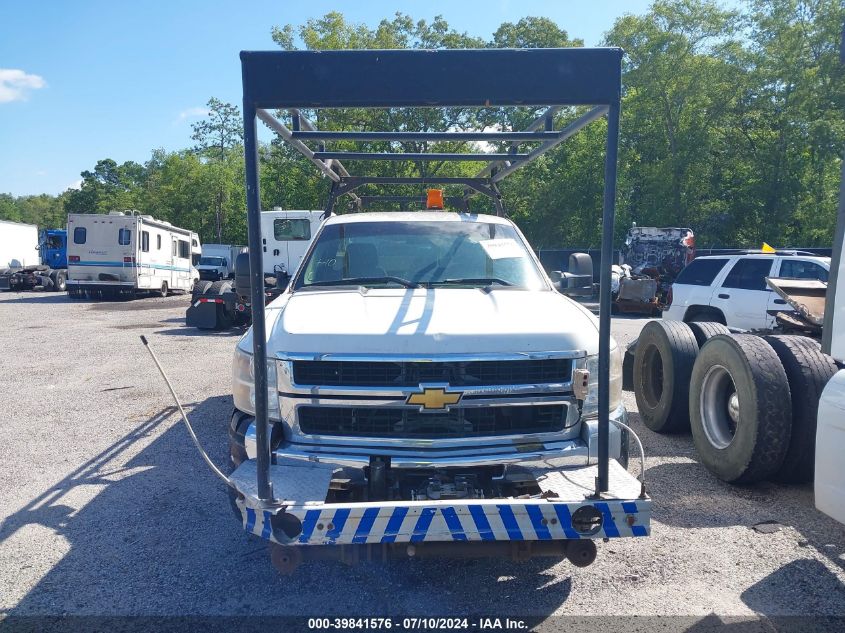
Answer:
[66,212,200,297]
[0,220,39,269]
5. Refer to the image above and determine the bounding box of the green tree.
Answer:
[191,98,244,242]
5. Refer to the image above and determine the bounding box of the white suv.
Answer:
[663,252,830,330]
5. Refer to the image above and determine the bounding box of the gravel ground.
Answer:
[0,291,843,622]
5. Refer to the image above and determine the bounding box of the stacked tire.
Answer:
[632,322,838,484]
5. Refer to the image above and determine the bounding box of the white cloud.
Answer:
[66,179,83,191]
[0,69,46,103]
[177,106,209,122]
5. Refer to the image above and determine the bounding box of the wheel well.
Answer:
[684,305,726,325]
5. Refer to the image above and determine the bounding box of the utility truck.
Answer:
[0,222,69,292]
[196,244,247,281]
[186,210,322,330]
[196,47,652,573]
[66,212,200,298]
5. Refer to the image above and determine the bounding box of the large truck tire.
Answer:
[687,321,730,348]
[689,334,792,484]
[762,335,839,483]
[209,280,235,329]
[633,320,698,433]
[191,280,213,302]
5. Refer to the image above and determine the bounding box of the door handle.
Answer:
[718,293,730,299]
[773,298,787,305]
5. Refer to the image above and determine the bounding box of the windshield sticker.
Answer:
[479,238,525,260]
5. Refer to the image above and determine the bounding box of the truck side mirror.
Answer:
[234,252,251,300]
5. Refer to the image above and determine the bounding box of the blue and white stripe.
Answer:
[240,499,650,545]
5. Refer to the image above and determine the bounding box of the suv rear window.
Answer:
[674,258,728,286]
[722,258,773,291]
[778,259,829,282]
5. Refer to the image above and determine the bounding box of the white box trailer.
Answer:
[66,212,201,298]
[0,220,40,270]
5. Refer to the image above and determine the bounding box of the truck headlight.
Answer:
[233,346,281,420]
[580,342,623,417]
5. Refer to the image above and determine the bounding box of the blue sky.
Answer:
[2,0,678,196]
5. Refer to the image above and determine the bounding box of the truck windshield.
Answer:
[295,220,547,291]
[199,257,225,266]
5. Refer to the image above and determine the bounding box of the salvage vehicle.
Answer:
[202,47,652,572]
[66,211,201,298]
[185,210,322,330]
[613,225,695,314]
[0,224,69,292]
[662,252,830,330]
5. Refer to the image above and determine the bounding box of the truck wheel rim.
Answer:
[700,364,738,449]
[640,345,664,409]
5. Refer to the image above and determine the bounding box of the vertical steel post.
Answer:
[597,100,621,493]
[242,100,273,502]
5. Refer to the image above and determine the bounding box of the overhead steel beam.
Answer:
[256,109,340,183]
[288,108,353,178]
[491,106,609,183]
[314,152,528,162]
[291,131,562,142]
[241,48,623,108]
[475,105,563,178]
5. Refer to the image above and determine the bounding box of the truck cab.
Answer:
[231,211,628,495]
[39,229,67,269]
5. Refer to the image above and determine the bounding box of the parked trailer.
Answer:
[66,212,200,299]
[0,223,69,292]
[186,210,322,330]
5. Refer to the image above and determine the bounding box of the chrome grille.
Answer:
[297,404,568,438]
[291,359,572,387]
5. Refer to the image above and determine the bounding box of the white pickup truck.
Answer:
[227,211,646,568]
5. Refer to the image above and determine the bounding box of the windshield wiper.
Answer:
[429,278,514,287]
[305,276,420,289]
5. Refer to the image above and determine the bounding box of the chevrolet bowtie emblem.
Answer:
[406,386,463,411]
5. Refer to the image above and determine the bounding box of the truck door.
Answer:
[171,237,179,287]
[710,258,775,330]
[273,216,313,275]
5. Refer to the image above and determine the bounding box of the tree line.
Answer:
[1,0,842,250]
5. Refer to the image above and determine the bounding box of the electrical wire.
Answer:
[140,335,235,489]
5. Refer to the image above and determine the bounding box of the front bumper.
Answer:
[228,457,649,545]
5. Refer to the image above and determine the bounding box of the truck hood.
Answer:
[261,288,600,356]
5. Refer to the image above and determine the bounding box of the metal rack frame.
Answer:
[240,47,623,502]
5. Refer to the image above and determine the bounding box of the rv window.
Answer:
[73,227,86,244]
[274,218,311,241]
[157,235,162,250]
[141,231,150,253]
[118,228,131,246]
[178,240,190,259]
